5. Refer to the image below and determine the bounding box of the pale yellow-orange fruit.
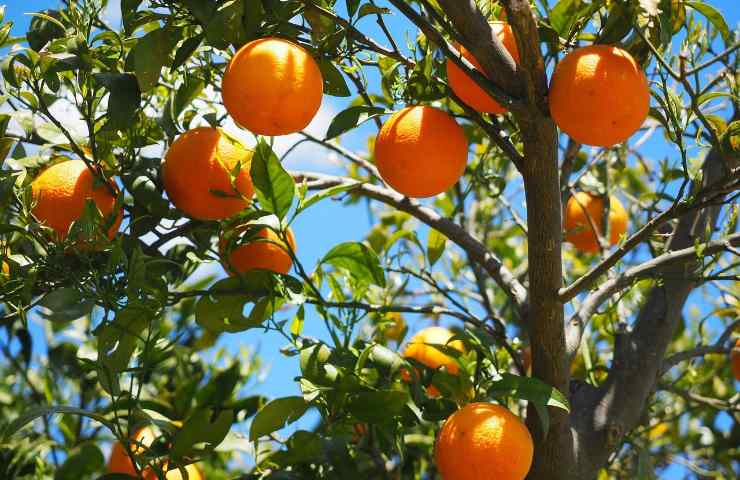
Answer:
[564,192,628,253]
[107,427,157,476]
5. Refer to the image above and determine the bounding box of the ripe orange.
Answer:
[564,192,628,253]
[375,106,467,198]
[222,37,323,136]
[221,227,296,275]
[731,339,740,382]
[548,44,649,147]
[446,22,520,114]
[162,127,254,220]
[435,402,533,480]
[31,159,122,243]
[107,426,157,476]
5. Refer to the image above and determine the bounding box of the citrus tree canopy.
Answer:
[0,0,738,479]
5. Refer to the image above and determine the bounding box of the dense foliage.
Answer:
[0,0,738,479]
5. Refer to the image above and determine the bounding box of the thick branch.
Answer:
[389,0,519,111]
[660,319,740,375]
[567,232,740,354]
[569,143,735,479]
[433,0,521,104]
[560,166,740,303]
[292,171,528,314]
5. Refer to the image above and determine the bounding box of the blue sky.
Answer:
[2,0,739,477]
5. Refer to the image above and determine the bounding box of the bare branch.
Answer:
[291,171,529,314]
[560,167,740,303]
[660,319,740,375]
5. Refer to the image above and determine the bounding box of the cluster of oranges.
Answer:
[20,21,693,480]
[28,29,647,259]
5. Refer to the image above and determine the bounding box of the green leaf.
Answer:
[549,0,582,37]
[168,76,205,129]
[325,105,385,139]
[250,140,295,220]
[296,182,357,215]
[686,2,731,45]
[94,73,141,131]
[346,0,361,17]
[318,59,350,97]
[249,396,309,441]
[358,4,391,19]
[39,288,94,322]
[3,406,115,441]
[55,443,104,480]
[195,275,279,333]
[26,10,65,51]
[196,363,241,408]
[427,228,447,267]
[95,305,152,395]
[171,34,203,70]
[204,0,250,49]
[487,373,570,436]
[265,430,322,466]
[134,28,178,92]
[347,390,407,423]
[171,408,234,458]
[321,241,386,287]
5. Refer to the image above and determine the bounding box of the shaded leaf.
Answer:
[249,396,309,441]
[318,59,350,97]
[325,105,385,139]
[171,408,234,458]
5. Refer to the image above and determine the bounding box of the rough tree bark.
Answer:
[425,1,737,479]
[435,1,573,478]
[568,142,736,479]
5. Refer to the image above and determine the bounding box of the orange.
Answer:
[31,159,122,243]
[403,326,465,396]
[731,339,740,382]
[221,227,296,275]
[222,37,323,136]
[564,192,628,253]
[548,44,650,147]
[375,106,467,198]
[107,426,157,476]
[162,127,254,220]
[143,463,204,480]
[435,402,533,480]
[446,22,520,114]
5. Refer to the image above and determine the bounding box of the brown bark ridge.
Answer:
[438,0,573,477]
[569,144,735,478]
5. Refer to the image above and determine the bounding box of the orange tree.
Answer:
[0,0,738,479]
